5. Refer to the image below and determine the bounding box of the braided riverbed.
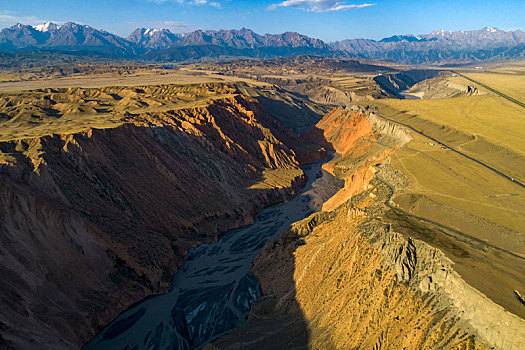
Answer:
[85,160,343,350]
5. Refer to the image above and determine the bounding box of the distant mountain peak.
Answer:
[1,21,136,57]
[32,22,60,32]
[484,26,500,33]
[0,23,524,64]
[430,29,452,36]
[379,34,422,43]
[144,28,169,36]
[332,26,525,65]
[127,27,180,49]
[61,22,88,28]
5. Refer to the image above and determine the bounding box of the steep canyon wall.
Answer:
[0,88,311,349]
[210,108,525,349]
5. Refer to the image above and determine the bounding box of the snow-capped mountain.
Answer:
[331,27,525,64]
[0,22,523,64]
[127,28,180,49]
[0,22,137,56]
[32,22,61,32]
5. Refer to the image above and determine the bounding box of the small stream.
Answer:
[400,91,421,99]
[85,160,343,350]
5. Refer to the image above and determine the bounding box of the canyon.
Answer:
[85,159,343,349]
[0,83,324,349]
[0,57,523,350]
[210,107,525,349]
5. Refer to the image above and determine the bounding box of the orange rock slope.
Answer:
[0,92,308,349]
[211,107,525,349]
[302,108,397,211]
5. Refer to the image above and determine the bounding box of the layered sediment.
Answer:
[0,90,308,349]
[210,108,525,349]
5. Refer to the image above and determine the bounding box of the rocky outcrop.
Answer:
[373,70,443,98]
[301,107,410,211]
[214,179,524,349]
[301,107,374,155]
[248,77,374,106]
[467,85,479,95]
[210,107,525,349]
[397,76,484,99]
[0,92,307,349]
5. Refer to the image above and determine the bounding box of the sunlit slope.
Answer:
[0,83,239,141]
[0,81,320,348]
[371,95,525,183]
[212,108,525,349]
[457,61,525,104]
[0,81,326,142]
[362,94,525,319]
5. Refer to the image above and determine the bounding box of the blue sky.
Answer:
[0,0,523,41]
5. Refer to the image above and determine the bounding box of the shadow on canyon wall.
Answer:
[208,131,340,350]
[0,115,312,349]
[207,233,314,349]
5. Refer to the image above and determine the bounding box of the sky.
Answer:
[0,0,524,41]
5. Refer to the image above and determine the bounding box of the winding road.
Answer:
[371,112,525,190]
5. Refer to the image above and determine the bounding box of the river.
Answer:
[85,160,343,350]
[400,91,421,99]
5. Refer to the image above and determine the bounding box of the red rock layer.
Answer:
[209,107,488,350]
[0,94,305,349]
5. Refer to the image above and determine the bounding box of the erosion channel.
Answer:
[85,159,343,349]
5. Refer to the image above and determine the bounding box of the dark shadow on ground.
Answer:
[208,230,312,350]
[208,131,341,350]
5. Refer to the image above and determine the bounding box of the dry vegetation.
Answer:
[0,69,246,92]
[457,69,525,105]
[0,54,524,348]
[189,56,396,104]
[0,83,240,142]
[213,104,525,349]
[356,69,525,319]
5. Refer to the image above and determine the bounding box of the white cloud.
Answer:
[147,0,221,7]
[126,20,199,33]
[268,0,374,12]
[0,11,61,29]
[191,0,221,7]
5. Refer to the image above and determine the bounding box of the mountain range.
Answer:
[332,27,525,64]
[1,22,524,64]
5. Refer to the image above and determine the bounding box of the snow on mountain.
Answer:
[1,22,523,64]
[144,28,162,36]
[32,22,60,32]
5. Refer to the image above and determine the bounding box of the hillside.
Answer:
[0,83,325,349]
[210,106,525,349]
[0,57,524,349]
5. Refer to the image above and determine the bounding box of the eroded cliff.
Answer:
[210,108,525,349]
[0,87,310,349]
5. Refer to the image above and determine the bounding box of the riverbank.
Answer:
[85,159,344,349]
